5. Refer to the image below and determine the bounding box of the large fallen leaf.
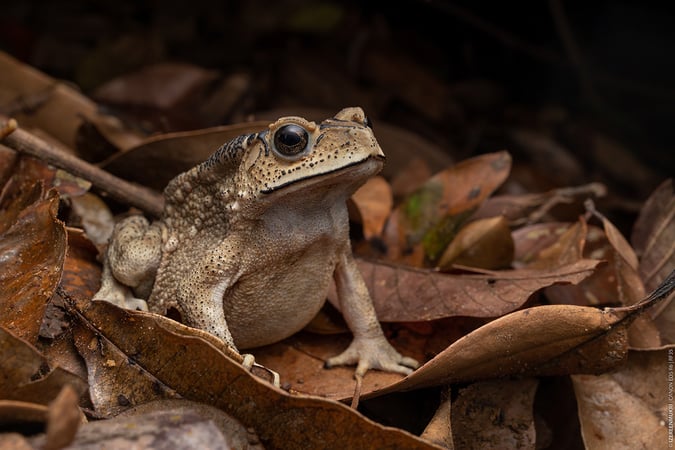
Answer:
[0,327,87,404]
[436,215,514,270]
[64,298,440,449]
[101,122,268,190]
[349,176,393,240]
[365,270,675,398]
[385,151,511,263]
[341,258,601,322]
[631,179,675,344]
[93,63,219,111]
[632,178,674,292]
[0,187,66,343]
[0,51,141,152]
[572,347,672,449]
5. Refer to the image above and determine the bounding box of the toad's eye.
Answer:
[364,115,373,130]
[273,124,309,159]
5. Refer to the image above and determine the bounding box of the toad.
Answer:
[94,107,418,377]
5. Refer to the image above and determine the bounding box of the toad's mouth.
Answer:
[259,154,385,195]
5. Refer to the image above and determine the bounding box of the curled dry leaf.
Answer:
[366,271,675,398]
[572,347,672,450]
[512,222,576,268]
[436,215,514,270]
[0,327,87,405]
[389,157,433,199]
[66,302,436,449]
[630,179,675,344]
[349,176,393,240]
[0,187,66,343]
[43,385,83,450]
[68,192,115,247]
[419,389,452,449]
[632,178,674,292]
[65,299,439,449]
[384,151,512,263]
[72,321,181,417]
[471,182,607,225]
[346,258,601,322]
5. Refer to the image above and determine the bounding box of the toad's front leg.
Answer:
[94,215,162,311]
[325,250,419,377]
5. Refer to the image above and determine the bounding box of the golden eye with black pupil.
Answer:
[273,124,309,159]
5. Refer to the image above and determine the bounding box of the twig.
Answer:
[1,116,165,217]
[350,373,363,410]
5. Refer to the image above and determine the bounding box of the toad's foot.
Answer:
[93,274,149,311]
[324,336,419,377]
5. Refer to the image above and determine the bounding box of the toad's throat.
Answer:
[259,154,384,194]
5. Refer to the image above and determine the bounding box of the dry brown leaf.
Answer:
[65,299,440,449]
[101,122,268,190]
[93,62,219,110]
[514,221,621,309]
[343,258,601,322]
[472,182,607,225]
[527,219,586,268]
[632,178,675,292]
[0,327,87,405]
[420,390,453,449]
[389,157,433,199]
[512,222,574,267]
[581,203,662,348]
[0,400,48,423]
[349,176,393,240]
[450,379,538,450]
[631,179,675,344]
[72,321,180,417]
[385,151,512,263]
[0,51,142,155]
[365,272,674,398]
[59,228,103,302]
[436,215,514,270]
[0,187,66,343]
[572,347,672,450]
[44,385,83,450]
[68,193,115,247]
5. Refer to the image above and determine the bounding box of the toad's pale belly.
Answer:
[223,241,339,349]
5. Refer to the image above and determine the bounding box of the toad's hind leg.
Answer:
[93,215,162,310]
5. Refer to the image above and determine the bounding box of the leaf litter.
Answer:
[0,23,674,449]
